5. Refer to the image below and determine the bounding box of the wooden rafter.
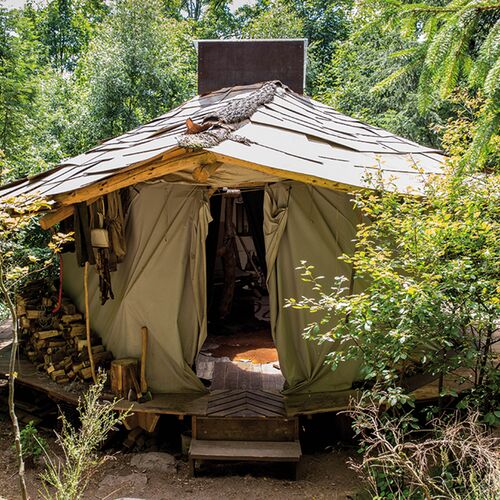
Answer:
[37,150,220,229]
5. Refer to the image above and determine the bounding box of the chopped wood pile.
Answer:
[17,280,113,384]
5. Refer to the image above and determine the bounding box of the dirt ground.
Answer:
[0,414,362,500]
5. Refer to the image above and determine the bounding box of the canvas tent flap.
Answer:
[264,182,362,394]
[63,183,210,393]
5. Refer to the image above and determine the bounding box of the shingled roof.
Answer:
[0,81,444,202]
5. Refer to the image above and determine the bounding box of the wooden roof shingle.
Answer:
[0,81,444,202]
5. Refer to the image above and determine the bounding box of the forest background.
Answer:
[1,0,496,183]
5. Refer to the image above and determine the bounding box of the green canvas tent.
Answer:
[0,81,444,395]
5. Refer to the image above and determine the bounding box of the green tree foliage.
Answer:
[240,0,304,39]
[287,113,500,421]
[0,7,42,176]
[35,0,108,72]
[284,0,352,93]
[366,0,500,165]
[317,19,448,147]
[196,0,239,38]
[74,0,197,146]
[0,191,68,499]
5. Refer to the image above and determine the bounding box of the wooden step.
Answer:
[189,438,302,478]
[194,415,298,442]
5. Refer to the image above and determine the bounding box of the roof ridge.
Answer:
[176,81,285,150]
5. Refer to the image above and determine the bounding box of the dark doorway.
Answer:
[197,189,284,392]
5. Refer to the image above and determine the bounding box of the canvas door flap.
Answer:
[264,181,362,394]
[63,183,209,393]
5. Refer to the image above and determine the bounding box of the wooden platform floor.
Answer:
[0,321,472,418]
[0,341,355,417]
[196,330,285,393]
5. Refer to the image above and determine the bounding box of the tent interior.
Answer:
[197,189,284,392]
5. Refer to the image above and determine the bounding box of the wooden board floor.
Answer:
[206,389,286,417]
[197,353,284,392]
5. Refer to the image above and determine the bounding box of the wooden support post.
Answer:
[84,262,97,384]
[140,326,148,393]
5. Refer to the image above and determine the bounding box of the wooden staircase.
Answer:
[189,390,301,479]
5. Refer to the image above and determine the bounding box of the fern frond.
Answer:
[390,47,421,58]
[484,56,500,97]
[417,63,436,111]
[372,60,421,93]
[438,12,478,97]
[464,103,499,167]
[469,19,500,88]
[426,19,459,69]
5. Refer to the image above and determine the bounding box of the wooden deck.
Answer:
[0,341,357,417]
[0,325,468,418]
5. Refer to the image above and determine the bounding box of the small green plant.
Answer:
[17,421,47,466]
[40,371,131,500]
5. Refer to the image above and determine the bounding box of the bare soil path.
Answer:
[0,417,361,499]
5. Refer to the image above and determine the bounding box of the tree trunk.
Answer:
[0,262,28,499]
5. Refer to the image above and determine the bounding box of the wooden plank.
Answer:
[245,391,286,410]
[189,439,301,461]
[246,389,285,405]
[249,370,263,390]
[206,390,286,418]
[284,390,356,417]
[0,344,210,416]
[39,196,102,229]
[217,404,279,418]
[193,417,298,441]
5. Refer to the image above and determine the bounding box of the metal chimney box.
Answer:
[196,39,307,95]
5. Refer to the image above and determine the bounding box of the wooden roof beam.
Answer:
[39,205,74,230]
[39,195,102,230]
[38,150,219,230]
[53,150,216,207]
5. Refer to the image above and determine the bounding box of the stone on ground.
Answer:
[130,452,176,473]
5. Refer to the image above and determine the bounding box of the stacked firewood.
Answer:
[17,280,113,384]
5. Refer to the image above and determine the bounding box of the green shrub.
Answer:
[40,372,130,500]
[17,421,46,465]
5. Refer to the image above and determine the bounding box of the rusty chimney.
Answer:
[195,39,307,95]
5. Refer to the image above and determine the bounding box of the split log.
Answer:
[17,285,114,385]
[110,358,139,398]
[61,314,83,324]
